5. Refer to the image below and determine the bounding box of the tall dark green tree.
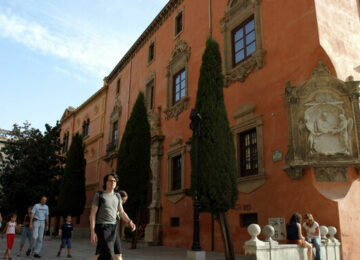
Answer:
[57,133,86,219]
[116,92,151,249]
[0,122,64,219]
[190,38,238,260]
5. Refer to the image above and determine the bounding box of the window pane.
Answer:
[234,28,243,41]
[235,40,244,52]
[246,31,256,44]
[175,93,180,101]
[245,19,255,34]
[176,83,180,92]
[235,50,244,63]
[181,80,185,89]
[247,42,256,56]
[181,70,186,80]
[176,76,180,84]
[180,88,185,98]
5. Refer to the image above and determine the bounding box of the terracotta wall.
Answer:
[59,0,360,256]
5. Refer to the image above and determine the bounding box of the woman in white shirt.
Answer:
[303,213,321,260]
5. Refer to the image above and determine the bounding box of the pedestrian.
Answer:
[1,213,18,260]
[29,196,50,258]
[57,215,74,258]
[303,213,321,260]
[16,206,33,256]
[286,212,312,260]
[90,173,136,260]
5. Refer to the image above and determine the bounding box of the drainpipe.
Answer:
[209,0,212,37]
[127,58,132,120]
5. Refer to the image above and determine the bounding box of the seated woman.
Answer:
[286,213,312,260]
[303,213,321,260]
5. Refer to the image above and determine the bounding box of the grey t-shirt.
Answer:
[92,192,122,224]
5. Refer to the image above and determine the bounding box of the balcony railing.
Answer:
[106,140,117,153]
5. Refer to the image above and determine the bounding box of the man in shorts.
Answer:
[90,173,135,260]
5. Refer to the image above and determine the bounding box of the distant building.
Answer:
[0,129,10,169]
[59,0,360,258]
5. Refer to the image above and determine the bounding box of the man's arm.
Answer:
[29,207,35,230]
[45,215,49,231]
[118,203,136,231]
[89,205,98,245]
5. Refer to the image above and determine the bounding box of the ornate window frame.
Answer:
[164,39,190,120]
[221,0,266,86]
[231,104,266,193]
[164,138,186,203]
[105,100,122,158]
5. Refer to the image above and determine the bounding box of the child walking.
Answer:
[17,206,33,256]
[1,213,18,260]
[57,215,74,258]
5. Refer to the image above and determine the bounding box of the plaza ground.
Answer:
[0,236,246,260]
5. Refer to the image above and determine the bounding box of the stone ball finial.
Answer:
[263,225,275,239]
[320,225,328,239]
[328,226,338,242]
[248,224,261,238]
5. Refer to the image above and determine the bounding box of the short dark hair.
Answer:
[289,213,301,224]
[103,173,119,190]
[119,190,128,198]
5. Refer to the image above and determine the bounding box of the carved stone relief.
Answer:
[283,61,360,181]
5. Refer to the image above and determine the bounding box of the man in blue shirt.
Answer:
[29,196,49,258]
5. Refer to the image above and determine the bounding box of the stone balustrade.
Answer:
[243,224,341,260]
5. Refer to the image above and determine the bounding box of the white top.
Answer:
[303,221,320,240]
[6,221,16,234]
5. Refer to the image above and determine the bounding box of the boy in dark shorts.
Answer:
[57,215,73,258]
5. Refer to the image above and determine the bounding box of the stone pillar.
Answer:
[145,134,164,246]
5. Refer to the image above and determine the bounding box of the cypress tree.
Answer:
[116,92,151,248]
[57,133,86,219]
[190,38,238,260]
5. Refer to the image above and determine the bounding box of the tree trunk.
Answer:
[217,212,235,260]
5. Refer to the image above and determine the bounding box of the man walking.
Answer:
[29,196,49,258]
[90,173,135,260]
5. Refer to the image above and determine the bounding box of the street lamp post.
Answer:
[189,109,202,251]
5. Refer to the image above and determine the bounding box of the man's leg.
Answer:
[97,224,116,260]
[34,221,45,255]
[312,237,321,260]
[31,221,40,253]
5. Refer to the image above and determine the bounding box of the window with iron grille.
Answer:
[148,42,155,63]
[232,16,256,67]
[173,69,186,104]
[171,155,182,191]
[170,217,180,227]
[238,128,258,177]
[112,121,118,144]
[116,79,120,95]
[82,119,90,137]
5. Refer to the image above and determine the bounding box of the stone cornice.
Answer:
[107,0,185,84]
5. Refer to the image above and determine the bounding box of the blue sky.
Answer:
[0,0,168,131]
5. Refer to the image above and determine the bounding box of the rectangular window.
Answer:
[148,42,155,63]
[175,11,183,36]
[240,213,258,227]
[171,155,182,190]
[62,134,69,153]
[116,79,121,94]
[173,69,186,104]
[238,128,258,177]
[82,119,90,137]
[112,121,118,144]
[232,16,256,66]
[170,217,180,227]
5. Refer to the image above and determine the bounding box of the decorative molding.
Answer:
[283,61,360,181]
[164,39,191,120]
[221,0,265,86]
[164,189,186,203]
[231,103,266,193]
[164,96,189,120]
[169,138,182,147]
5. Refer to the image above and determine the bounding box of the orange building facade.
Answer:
[60,0,360,258]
